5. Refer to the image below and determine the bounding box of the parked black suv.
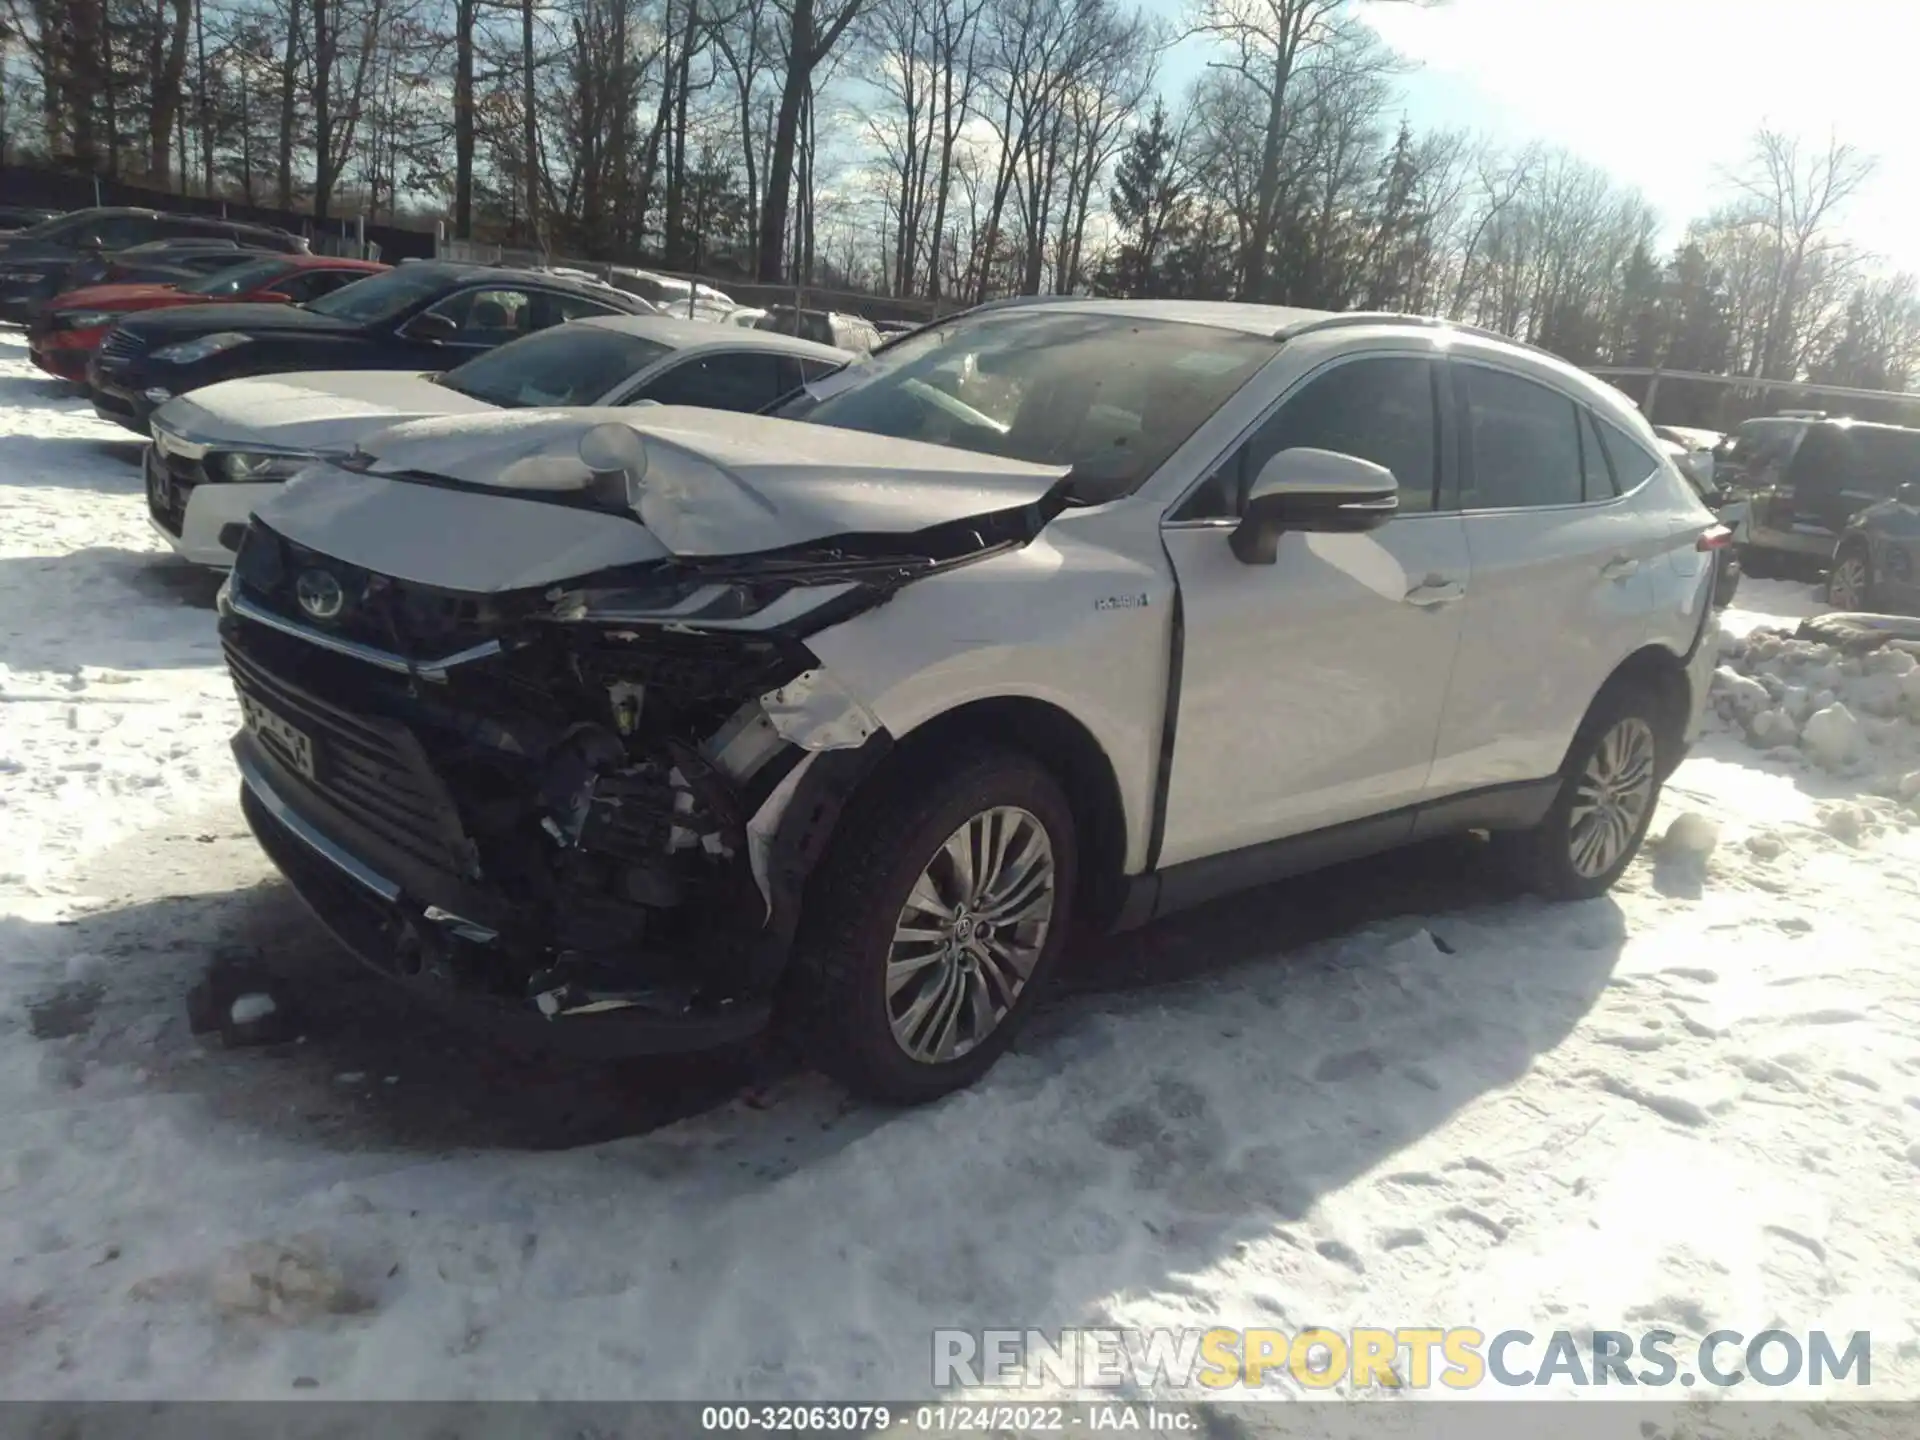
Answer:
[1826,482,1920,613]
[0,208,305,323]
[89,261,654,432]
[1720,414,1920,576]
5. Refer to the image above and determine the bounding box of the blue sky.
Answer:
[1141,0,1920,272]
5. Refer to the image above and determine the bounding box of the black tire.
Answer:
[1493,682,1672,902]
[1826,545,1875,611]
[784,744,1079,1105]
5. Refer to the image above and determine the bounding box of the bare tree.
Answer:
[1729,128,1876,378]
[756,0,865,279]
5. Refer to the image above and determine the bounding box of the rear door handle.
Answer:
[1602,555,1640,580]
[1404,576,1465,608]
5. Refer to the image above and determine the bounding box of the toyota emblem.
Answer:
[295,568,346,621]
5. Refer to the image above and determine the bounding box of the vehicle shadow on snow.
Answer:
[0,547,224,673]
[0,432,149,490]
[14,808,1622,1186]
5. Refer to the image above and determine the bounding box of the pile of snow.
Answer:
[1710,625,1920,801]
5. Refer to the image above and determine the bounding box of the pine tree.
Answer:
[1362,119,1427,311]
[1103,99,1186,298]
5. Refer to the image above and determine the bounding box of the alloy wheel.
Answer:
[1568,716,1658,880]
[1829,554,1868,610]
[884,805,1056,1064]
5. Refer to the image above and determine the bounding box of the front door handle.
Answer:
[1602,555,1640,580]
[1404,576,1466,608]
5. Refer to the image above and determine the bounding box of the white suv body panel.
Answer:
[237,306,1722,917]
[1157,513,1472,864]
[805,505,1177,875]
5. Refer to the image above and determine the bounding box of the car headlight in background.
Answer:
[152,332,252,364]
[214,450,317,483]
[55,310,118,330]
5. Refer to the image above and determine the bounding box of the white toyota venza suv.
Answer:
[217,298,1727,1103]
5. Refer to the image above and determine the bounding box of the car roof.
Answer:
[977,294,1341,336]
[279,254,387,270]
[393,261,651,305]
[577,312,850,360]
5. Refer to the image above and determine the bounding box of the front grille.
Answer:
[224,632,477,878]
[233,524,507,658]
[147,473,186,536]
[97,328,145,364]
[161,449,206,486]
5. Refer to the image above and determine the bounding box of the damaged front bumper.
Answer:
[218,527,896,1057]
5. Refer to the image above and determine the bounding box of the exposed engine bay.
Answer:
[220,521,902,1025]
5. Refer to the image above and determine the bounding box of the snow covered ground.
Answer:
[3,330,1919,1409]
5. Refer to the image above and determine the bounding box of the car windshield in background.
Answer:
[302,265,459,323]
[772,310,1281,501]
[181,258,291,297]
[9,213,80,241]
[434,325,674,407]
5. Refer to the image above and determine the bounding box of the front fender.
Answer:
[802,526,1173,874]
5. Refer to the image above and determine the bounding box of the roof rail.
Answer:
[1277,310,1566,362]
[969,292,1092,315]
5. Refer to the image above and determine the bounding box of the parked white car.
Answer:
[216,298,1725,1103]
[605,266,736,322]
[146,315,849,567]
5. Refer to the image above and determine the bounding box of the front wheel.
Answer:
[1494,687,1668,901]
[785,746,1079,1104]
[1826,547,1874,611]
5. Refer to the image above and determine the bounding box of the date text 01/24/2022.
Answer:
[698,1405,1199,1433]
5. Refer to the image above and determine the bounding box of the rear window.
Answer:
[182,258,291,297]
[1791,424,1920,498]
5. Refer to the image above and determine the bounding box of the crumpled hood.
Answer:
[347,406,1067,556]
[252,406,1069,592]
[157,371,496,452]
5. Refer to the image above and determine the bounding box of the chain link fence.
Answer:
[433,236,963,327]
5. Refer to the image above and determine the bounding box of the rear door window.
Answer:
[1456,364,1584,510]
[426,286,535,341]
[1590,412,1664,496]
[88,215,159,249]
[536,289,629,327]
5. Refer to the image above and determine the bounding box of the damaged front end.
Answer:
[217,410,1069,1052]
[218,525,920,1052]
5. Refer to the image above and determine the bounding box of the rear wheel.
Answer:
[1826,547,1874,611]
[1494,685,1669,901]
[785,746,1078,1104]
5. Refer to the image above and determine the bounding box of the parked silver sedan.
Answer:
[144,315,852,568]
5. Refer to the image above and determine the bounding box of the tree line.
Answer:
[3,0,1917,399]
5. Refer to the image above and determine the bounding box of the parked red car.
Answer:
[28,254,388,382]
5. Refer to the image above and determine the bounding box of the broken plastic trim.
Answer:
[759,668,881,752]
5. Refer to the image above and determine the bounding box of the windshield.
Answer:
[182,258,291,298]
[303,265,460,324]
[435,325,674,407]
[771,310,1281,501]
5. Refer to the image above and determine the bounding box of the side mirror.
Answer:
[1229,448,1399,565]
[404,312,459,343]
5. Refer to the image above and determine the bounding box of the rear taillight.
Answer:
[1697,526,1734,551]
